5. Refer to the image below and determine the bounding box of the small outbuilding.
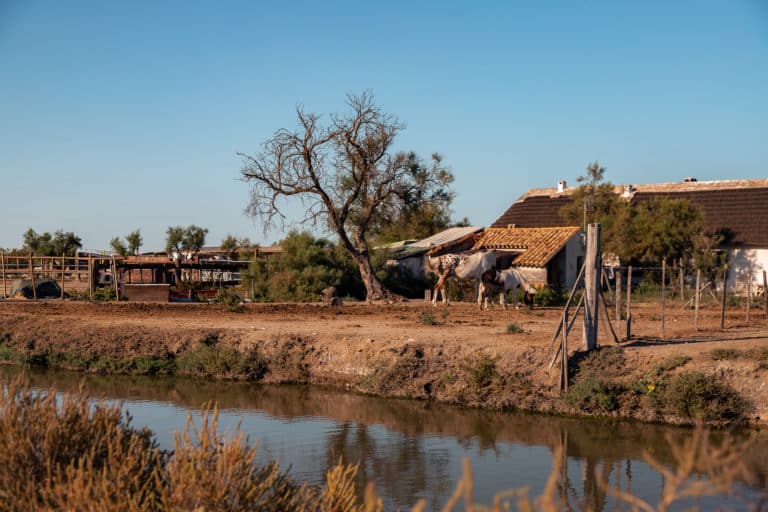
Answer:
[471,226,583,289]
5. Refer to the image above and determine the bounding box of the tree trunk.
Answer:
[351,252,392,302]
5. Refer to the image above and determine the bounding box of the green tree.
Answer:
[110,229,143,257]
[110,237,129,257]
[125,230,143,255]
[559,162,623,233]
[220,235,251,260]
[166,225,208,283]
[267,231,343,301]
[23,228,82,256]
[621,197,707,265]
[240,92,452,301]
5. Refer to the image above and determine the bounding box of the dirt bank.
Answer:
[1,300,766,424]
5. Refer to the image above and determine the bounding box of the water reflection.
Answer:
[1,367,765,511]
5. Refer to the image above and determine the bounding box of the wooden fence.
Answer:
[605,261,767,339]
[0,253,110,300]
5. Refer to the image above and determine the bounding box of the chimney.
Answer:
[557,180,567,193]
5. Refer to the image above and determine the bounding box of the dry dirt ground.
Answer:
[1,299,767,423]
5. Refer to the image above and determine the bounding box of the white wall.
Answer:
[564,233,584,289]
[727,247,768,293]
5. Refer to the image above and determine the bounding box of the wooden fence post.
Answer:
[583,224,601,352]
[61,254,65,299]
[764,270,768,320]
[88,256,94,301]
[1,250,6,299]
[720,266,728,330]
[626,266,632,337]
[615,271,622,322]
[29,254,37,300]
[679,259,685,303]
[694,269,701,331]
[747,265,752,324]
[660,258,666,339]
[111,256,120,301]
[561,308,568,391]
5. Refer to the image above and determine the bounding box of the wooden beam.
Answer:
[615,271,622,322]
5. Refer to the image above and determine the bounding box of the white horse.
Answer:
[478,267,536,310]
[424,252,496,306]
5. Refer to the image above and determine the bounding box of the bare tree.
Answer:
[239,92,449,301]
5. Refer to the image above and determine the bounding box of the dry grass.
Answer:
[0,374,764,511]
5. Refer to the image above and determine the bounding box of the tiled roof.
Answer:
[491,179,768,247]
[472,227,580,267]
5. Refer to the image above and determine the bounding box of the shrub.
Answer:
[419,312,436,325]
[709,348,742,361]
[462,353,500,390]
[177,338,267,380]
[506,323,523,334]
[565,374,622,413]
[656,371,750,423]
[533,283,567,307]
[215,288,243,312]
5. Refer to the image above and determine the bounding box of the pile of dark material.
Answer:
[11,278,62,299]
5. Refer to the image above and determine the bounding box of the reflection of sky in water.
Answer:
[5,370,763,512]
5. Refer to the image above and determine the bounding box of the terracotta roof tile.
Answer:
[472,227,580,267]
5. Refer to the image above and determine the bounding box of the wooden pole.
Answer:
[764,270,768,321]
[615,271,622,322]
[720,266,728,330]
[599,290,620,344]
[661,258,666,339]
[88,255,93,301]
[61,254,65,299]
[29,254,37,300]
[694,269,701,331]
[561,308,568,391]
[679,259,685,304]
[583,224,601,352]
[626,265,632,337]
[1,251,6,299]
[111,256,120,301]
[747,265,752,324]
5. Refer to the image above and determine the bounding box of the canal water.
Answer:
[2,366,765,511]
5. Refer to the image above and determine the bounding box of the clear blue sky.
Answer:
[1,0,766,252]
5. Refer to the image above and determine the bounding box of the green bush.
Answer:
[215,288,243,312]
[655,371,750,423]
[709,348,741,361]
[462,353,500,390]
[565,374,622,413]
[419,312,436,325]
[533,283,568,307]
[506,323,523,334]
[177,337,267,380]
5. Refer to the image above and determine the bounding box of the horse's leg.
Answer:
[513,283,519,310]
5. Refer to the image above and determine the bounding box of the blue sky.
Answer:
[1,0,766,252]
